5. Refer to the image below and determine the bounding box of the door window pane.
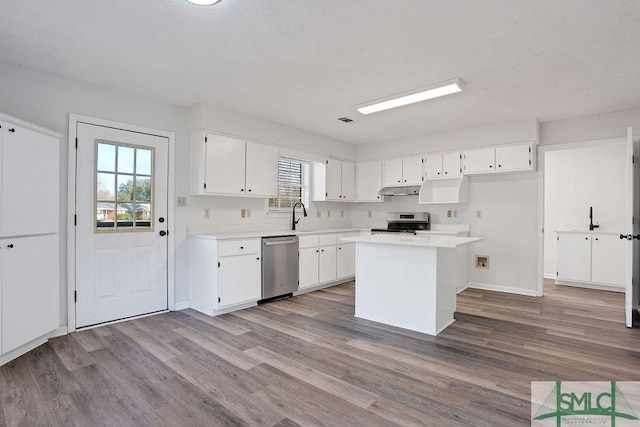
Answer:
[95,140,155,233]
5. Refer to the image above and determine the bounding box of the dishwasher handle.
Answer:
[263,239,298,246]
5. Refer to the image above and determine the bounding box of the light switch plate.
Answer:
[241,209,246,218]
[316,210,321,218]
[204,208,210,219]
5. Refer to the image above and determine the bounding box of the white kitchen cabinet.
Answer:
[298,247,320,289]
[382,156,423,186]
[190,131,278,197]
[424,152,461,179]
[2,234,59,354]
[318,245,337,283]
[557,233,591,283]
[355,161,383,202]
[0,113,61,361]
[336,243,355,279]
[462,147,495,174]
[591,234,625,286]
[312,159,355,202]
[463,143,533,175]
[189,237,262,315]
[495,144,532,172]
[556,231,625,288]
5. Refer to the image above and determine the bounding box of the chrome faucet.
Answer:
[589,206,600,230]
[292,202,307,231]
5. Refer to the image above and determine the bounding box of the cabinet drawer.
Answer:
[218,238,260,256]
[298,234,319,248]
[318,234,337,246]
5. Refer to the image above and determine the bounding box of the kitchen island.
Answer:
[342,234,482,336]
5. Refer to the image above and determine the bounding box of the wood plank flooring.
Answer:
[1,280,639,426]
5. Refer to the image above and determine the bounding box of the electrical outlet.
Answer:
[476,210,482,218]
[453,210,458,218]
[447,210,452,218]
[204,208,210,219]
[341,210,344,218]
[246,209,251,218]
[327,210,331,218]
[316,210,321,218]
[368,210,372,218]
[176,196,187,207]
[241,209,246,218]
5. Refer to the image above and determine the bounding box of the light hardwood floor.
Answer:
[1,280,638,426]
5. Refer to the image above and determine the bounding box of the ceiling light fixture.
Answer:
[356,78,465,115]
[185,0,221,5]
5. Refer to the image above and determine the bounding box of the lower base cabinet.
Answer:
[190,237,261,315]
[336,243,355,278]
[299,233,356,291]
[1,234,59,354]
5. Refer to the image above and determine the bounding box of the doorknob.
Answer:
[159,230,167,237]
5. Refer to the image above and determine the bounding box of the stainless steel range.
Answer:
[371,212,430,235]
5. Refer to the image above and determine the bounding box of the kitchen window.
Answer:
[269,157,309,211]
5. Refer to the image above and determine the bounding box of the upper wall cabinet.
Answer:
[424,151,462,179]
[190,131,279,197]
[355,161,384,202]
[312,159,355,202]
[462,143,533,175]
[382,156,423,187]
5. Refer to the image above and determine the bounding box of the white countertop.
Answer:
[556,229,621,235]
[190,227,367,240]
[342,234,482,248]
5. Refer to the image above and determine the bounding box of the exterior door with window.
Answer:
[75,123,168,328]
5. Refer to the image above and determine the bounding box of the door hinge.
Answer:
[556,271,558,276]
[218,261,221,268]
[529,146,531,153]
[204,136,208,142]
[529,159,532,165]
[204,183,207,189]
[74,291,77,303]
[459,154,462,159]
[326,160,329,164]
[218,297,220,303]
[325,192,328,197]
[542,227,544,233]
[75,137,78,149]
[421,158,424,163]
[633,155,635,164]
[557,235,559,241]
[74,215,77,226]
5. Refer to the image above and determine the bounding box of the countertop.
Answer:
[190,228,367,240]
[342,234,482,249]
[555,229,622,235]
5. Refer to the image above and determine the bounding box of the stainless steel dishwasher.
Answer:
[261,235,299,300]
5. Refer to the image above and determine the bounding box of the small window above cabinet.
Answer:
[190,131,279,197]
[424,151,461,179]
[462,143,533,175]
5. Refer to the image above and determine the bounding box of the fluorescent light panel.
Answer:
[357,78,465,115]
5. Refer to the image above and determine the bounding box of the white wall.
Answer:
[543,142,626,277]
[353,119,541,294]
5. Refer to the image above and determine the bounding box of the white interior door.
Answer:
[75,123,168,328]
[625,128,640,327]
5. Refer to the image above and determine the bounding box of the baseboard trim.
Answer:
[543,273,557,280]
[555,280,624,293]
[174,301,190,311]
[456,286,469,294]
[466,282,539,297]
[0,326,68,367]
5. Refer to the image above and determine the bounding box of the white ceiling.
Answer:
[1,0,639,144]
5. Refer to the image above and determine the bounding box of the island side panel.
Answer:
[354,242,439,335]
[435,248,458,334]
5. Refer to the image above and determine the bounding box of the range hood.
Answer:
[378,185,421,196]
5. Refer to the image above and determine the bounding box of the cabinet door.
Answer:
[217,254,261,308]
[204,134,246,195]
[442,151,462,177]
[463,148,495,174]
[591,234,626,286]
[2,124,59,236]
[341,161,355,201]
[382,158,403,186]
[402,156,424,185]
[245,142,278,197]
[2,234,59,354]
[355,161,383,202]
[336,243,355,279]
[557,233,591,282]
[495,144,531,171]
[325,159,343,201]
[299,247,319,289]
[424,154,443,178]
[318,245,337,283]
